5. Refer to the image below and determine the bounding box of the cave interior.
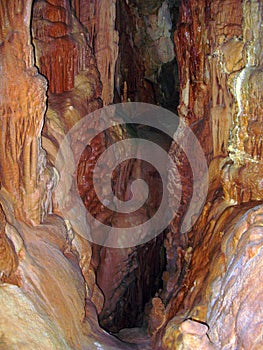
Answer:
[0,0,263,349]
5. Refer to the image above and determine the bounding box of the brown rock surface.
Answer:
[148,0,263,349]
[0,0,263,349]
[0,0,47,224]
[77,125,168,331]
[72,0,119,105]
[0,204,18,282]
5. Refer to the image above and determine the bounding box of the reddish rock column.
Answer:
[0,0,47,224]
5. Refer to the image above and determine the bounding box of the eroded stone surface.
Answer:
[0,0,263,349]
[0,0,47,224]
[149,1,263,349]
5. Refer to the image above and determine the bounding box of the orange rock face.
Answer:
[32,0,104,321]
[148,0,263,349]
[0,0,263,349]
[0,204,18,282]
[77,124,167,331]
[0,0,47,224]
[72,0,119,105]
[33,0,94,94]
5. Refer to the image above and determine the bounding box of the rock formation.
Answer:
[0,0,262,349]
[0,0,47,225]
[148,0,263,349]
[72,0,119,105]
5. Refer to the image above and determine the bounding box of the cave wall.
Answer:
[0,0,47,224]
[114,0,179,107]
[72,0,177,332]
[31,0,106,316]
[0,0,263,349]
[30,0,168,335]
[77,122,167,332]
[72,0,119,105]
[147,0,263,349]
[0,1,129,349]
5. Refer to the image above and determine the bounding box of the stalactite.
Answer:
[1,0,263,349]
[75,0,119,105]
[155,1,263,349]
[32,0,93,95]
[0,0,47,224]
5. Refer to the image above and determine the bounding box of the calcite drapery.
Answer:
[32,0,97,95]
[1,0,263,349]
[0,0,47,224]
[150,0,263,349]
[0,204,18,282]
[72,0,119,105]
[77,122,168,331]
[224,0,263,203]
[32,0,104,317]
[0,2,142,346]
[162,0,242,308]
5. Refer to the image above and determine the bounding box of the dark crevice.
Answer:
[76,0,181,335]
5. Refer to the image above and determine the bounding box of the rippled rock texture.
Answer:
[72,0,119,105]
[149,0,263,349]
[0,0,263,349]
[0,0,47,224]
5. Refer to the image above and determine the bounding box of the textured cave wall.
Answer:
[72,0,119,105]
[75,109,169,332]
[76,121,167,332]
[71,0,180,108]
[115,0,179,108]
[30,0,166,337]
[1,0,263,349]
[0,1,137,349]
[71,0,176,333]
[31,0,106,315]
[0,0,47,225]
[147,0,263,349]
